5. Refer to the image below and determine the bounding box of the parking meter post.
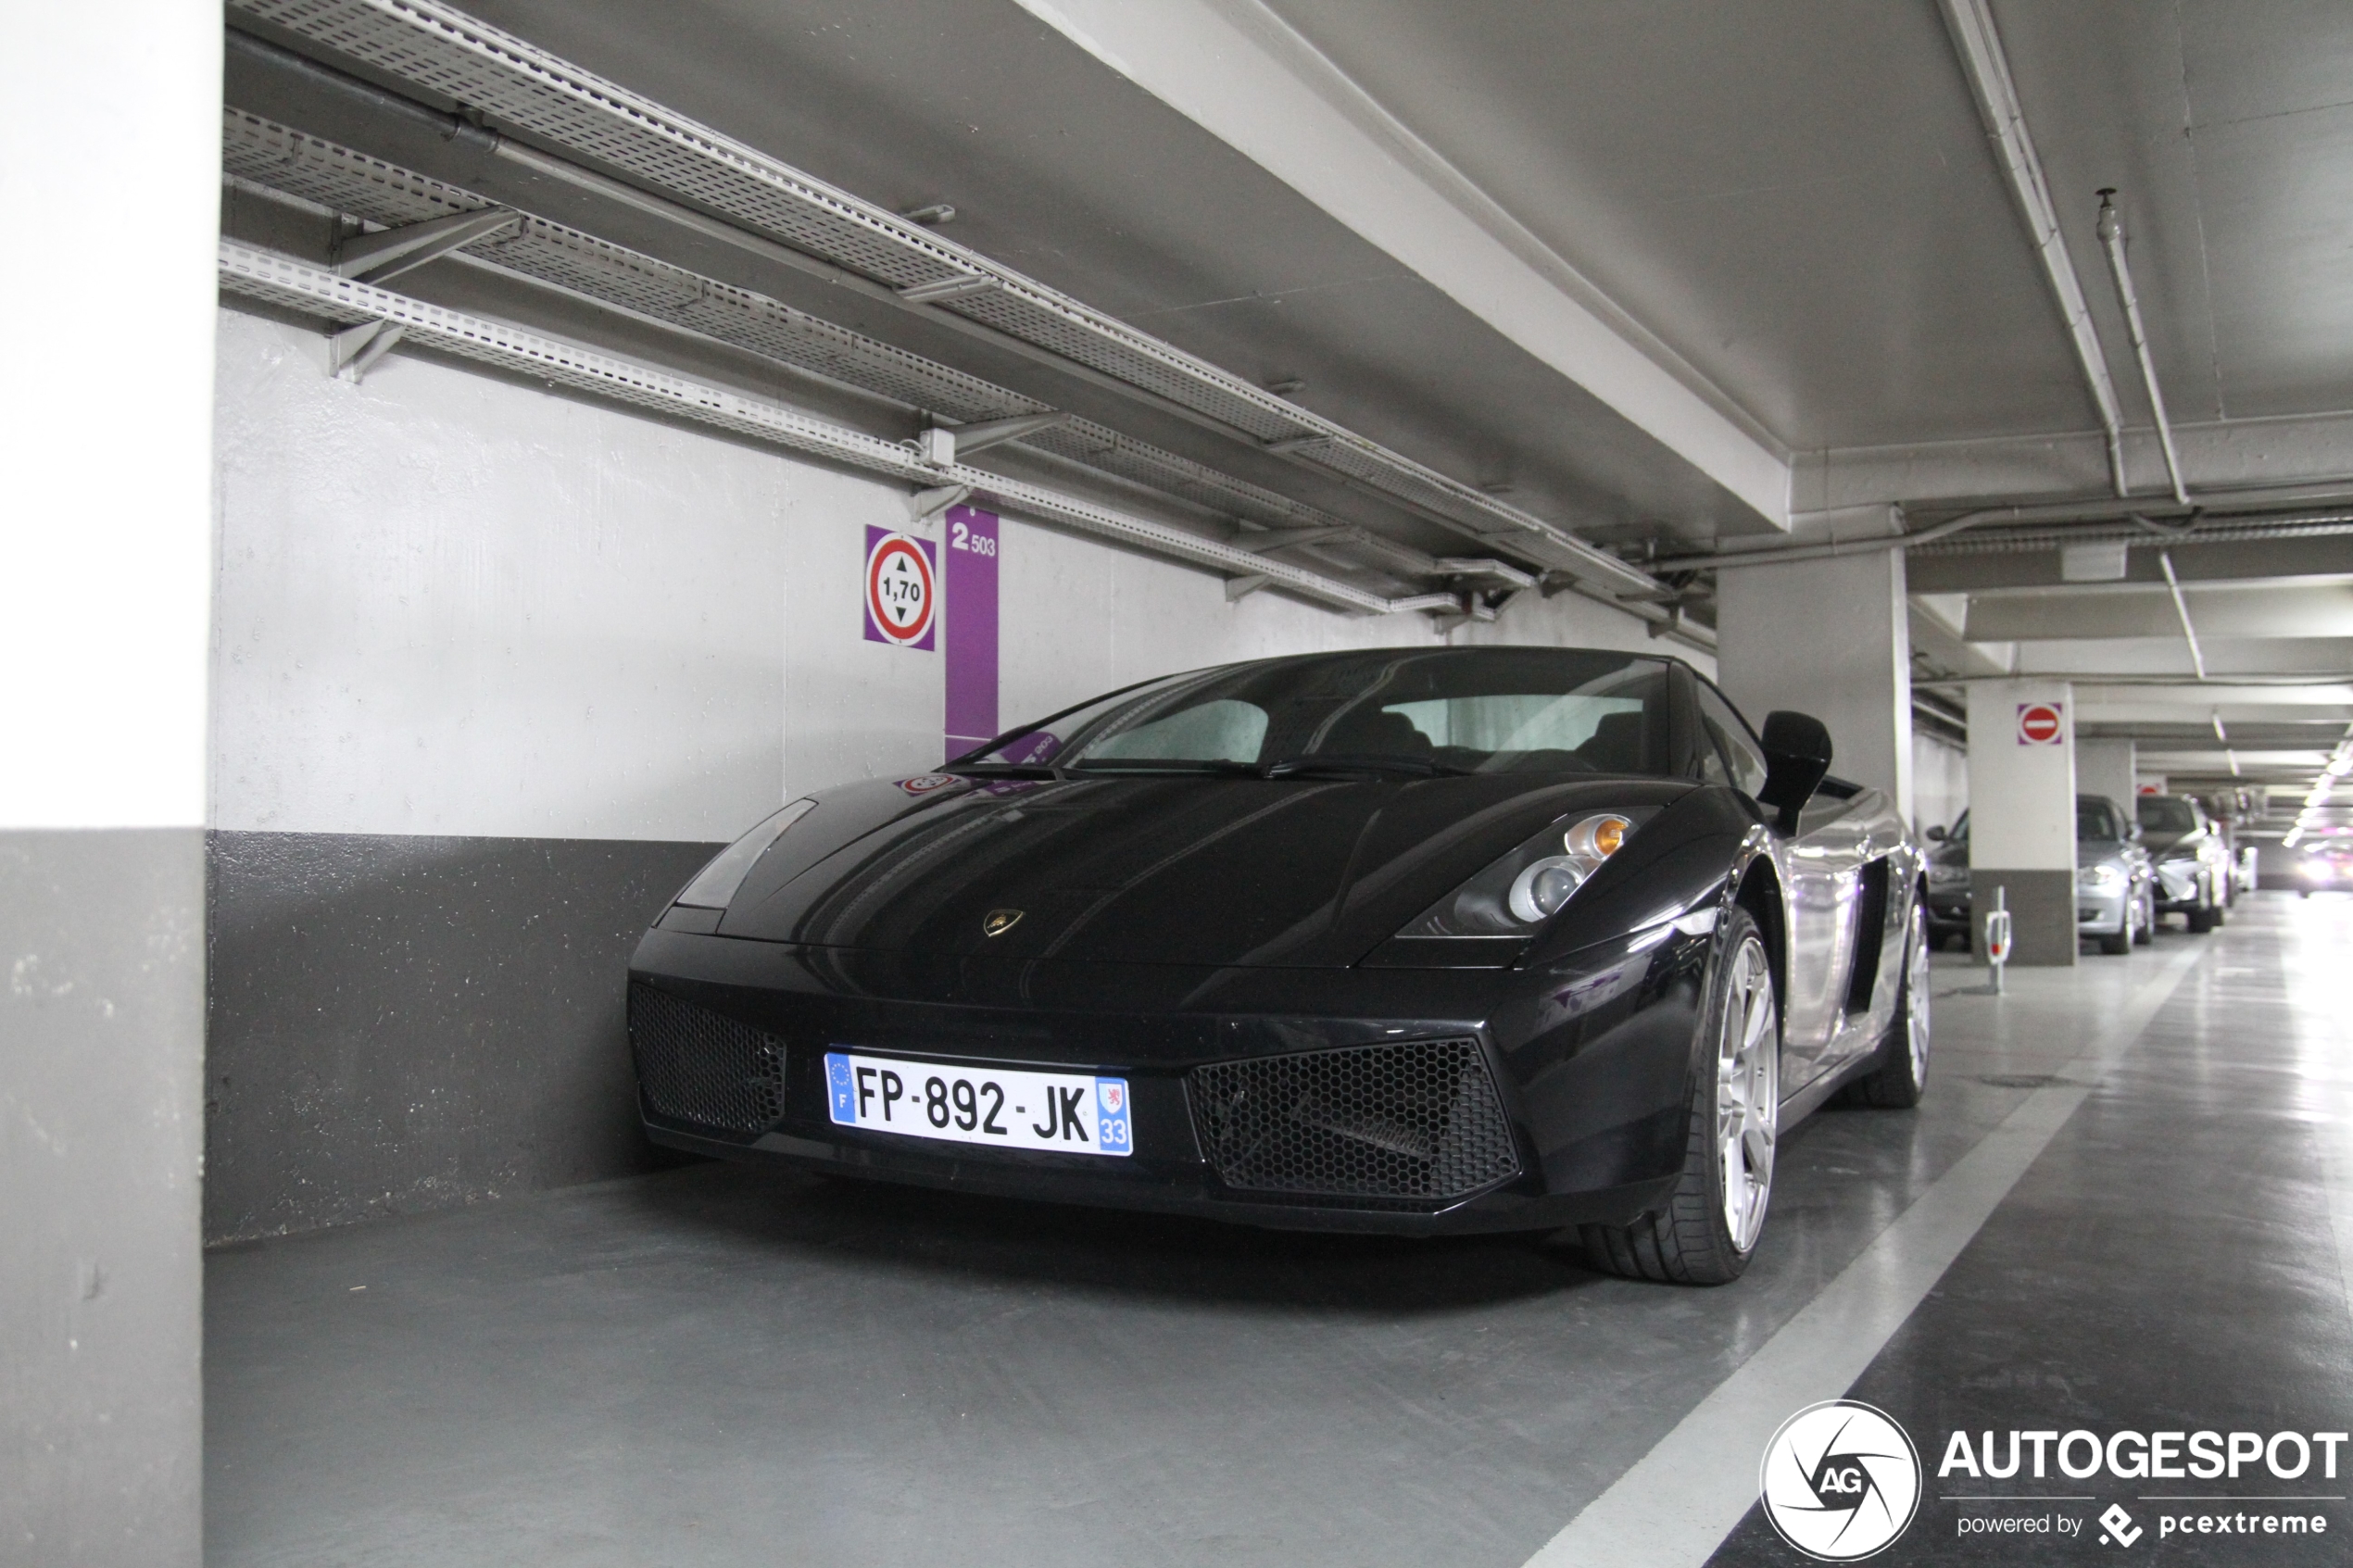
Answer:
[1985,885,2013,995]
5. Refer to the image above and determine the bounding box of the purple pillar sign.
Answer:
[942,505,999,760]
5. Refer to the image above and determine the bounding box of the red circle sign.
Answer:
[2017,703,2063,745]
[865,533,936,646]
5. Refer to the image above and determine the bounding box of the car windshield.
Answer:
[2137,797,2199,834]
[2078,799,2124,842]
[961,648,1678,778]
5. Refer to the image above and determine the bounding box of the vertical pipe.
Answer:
[2095,191,2193,508]
[1938,0,2130,497]
[2158,549,2207,680]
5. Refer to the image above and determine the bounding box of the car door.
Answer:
[1693,679,1879,1092]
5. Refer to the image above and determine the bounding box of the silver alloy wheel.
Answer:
[1905,902,1931,1083]
[1717,935,1779,1254]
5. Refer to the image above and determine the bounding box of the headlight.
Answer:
[2077,863,2125,893]
[674,798,817,909]
[1400,810,1643,937]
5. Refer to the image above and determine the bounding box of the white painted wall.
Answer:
[2,2,217,828]
[213,308,1679,842]
[1713,531,1913,816]
[2076,737,2136,812]
[1911,730,1969,835]
[1964,680,2077,871]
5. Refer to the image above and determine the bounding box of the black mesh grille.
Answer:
[1188,1038,1520,1203]
[629,985,785,1135]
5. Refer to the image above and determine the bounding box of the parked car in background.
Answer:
[1925,813,1971,949]
[2298,839,2353,896]
[1924,797,2155,954]
[2075,795,2156,955]
[2137,794,2232,932]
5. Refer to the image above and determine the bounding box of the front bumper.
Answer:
[2153,861,2208,911]
[625,926,1710,1236]
[2075,883,2130,935]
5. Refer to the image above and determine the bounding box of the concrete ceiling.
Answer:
[227,0,2353,802]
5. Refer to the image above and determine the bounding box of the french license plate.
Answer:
[823,1051,1132,1157]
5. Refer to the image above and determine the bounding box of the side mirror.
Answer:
[1756,710,1832,834]
[1925,824,1948,842]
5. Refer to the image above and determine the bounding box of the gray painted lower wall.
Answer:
[1969,869,2079,968]
[1,828,205,1568]
[205,832,720,1243]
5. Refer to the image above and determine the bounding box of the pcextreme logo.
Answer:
[1760,1400,1923,1561]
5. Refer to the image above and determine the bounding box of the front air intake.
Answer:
[629,985,785,1135]
[1188,1038,1520,1205]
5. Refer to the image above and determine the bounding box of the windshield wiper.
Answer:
[1260,754,1472,779]
[942,761,1064,780]
[1061,759,1264,777]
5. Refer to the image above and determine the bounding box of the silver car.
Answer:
[2077,794,2156,955]
[2136,794,2232,933]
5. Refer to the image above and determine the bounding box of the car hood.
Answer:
[714,771,1697,967]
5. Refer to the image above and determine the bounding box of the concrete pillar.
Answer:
[1965,681,2078,967]
[2076,737,2136,812]
[1714,509,1913,820]
[1,5,219,1562]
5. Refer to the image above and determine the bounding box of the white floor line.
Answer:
[2327,1133,2353,1340]
[1521,942,2208,1568]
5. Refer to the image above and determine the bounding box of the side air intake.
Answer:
[629,984,785,1135]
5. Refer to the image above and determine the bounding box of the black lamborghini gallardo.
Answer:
[627,646,1931,1284]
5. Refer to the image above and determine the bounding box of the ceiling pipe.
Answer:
[2095,190,2193,508]
[2158,549,2208,680]
[1938,0,2130,497]
[1655,486,2353,571]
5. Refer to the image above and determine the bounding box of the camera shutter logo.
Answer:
[1759,1400,1922,1561]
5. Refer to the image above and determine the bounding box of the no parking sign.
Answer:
[863,526,937,649]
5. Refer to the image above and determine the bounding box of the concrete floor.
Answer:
[206,894,2353,1566]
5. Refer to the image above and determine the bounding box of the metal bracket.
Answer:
[328,318,406,382]
[1434,557,1537,589]
[938,411,1071,457]
[909,483,972,523]
[1646,605,1686,640]
[334,207,520,285]
[899,273,999,305]
[1225,573,1274,602]
[1239,526,1353,555]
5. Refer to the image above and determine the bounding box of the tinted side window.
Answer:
[1695,682,1769,797]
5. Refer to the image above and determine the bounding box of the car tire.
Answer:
[2133,893,2156,944]
[1579,905,1778,1286]
[2097,922,2131,955]
[1847,898,1931,1108]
